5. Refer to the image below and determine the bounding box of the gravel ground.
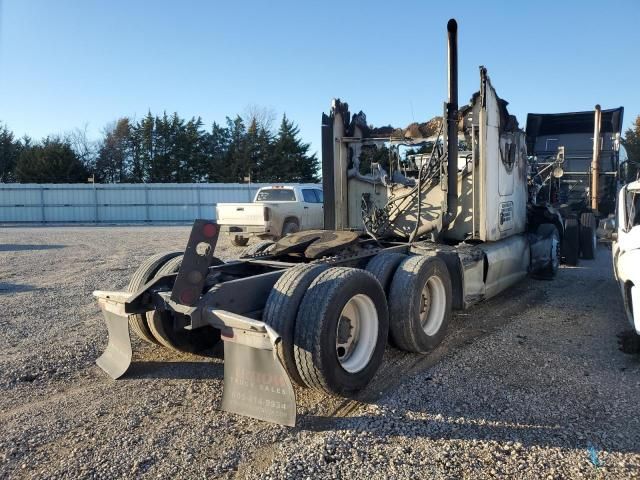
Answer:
[0,226,638,479]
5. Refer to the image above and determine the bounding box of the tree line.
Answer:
[0,111,319,184]
[2,112,639,185]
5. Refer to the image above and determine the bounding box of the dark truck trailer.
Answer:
[526,106,627,263]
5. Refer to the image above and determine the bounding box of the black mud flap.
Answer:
[94,291,134,379]
[211,310,297,427]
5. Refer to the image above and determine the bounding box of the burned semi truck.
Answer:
[93,20,565,426]
[526,107,626,264]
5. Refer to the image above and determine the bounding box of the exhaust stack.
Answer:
[590,104,602,211]
[444,18,459,227]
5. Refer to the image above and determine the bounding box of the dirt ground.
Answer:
[0,226,638,479]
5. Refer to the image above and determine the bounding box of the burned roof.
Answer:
[368,117,443,139]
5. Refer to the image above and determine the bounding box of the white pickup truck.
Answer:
[612,180,640,349]
[216,185,324,246]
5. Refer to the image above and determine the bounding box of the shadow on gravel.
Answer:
[301,412,640,454]
[124,360,224,380]
[0,244,66,252]
[0,282,39,294]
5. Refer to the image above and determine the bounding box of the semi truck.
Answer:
[526,106,627,264]
[93,19,566,426]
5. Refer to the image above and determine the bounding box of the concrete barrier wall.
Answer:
[0,183,296,223]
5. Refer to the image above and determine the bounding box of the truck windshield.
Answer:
[256,188,296,202]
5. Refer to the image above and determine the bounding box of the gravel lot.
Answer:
[0,226,639,479]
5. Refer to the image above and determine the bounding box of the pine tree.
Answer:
[139,112,156,182]
[226,116,247,182]
[182,117,207,182]
[0,124,22,182]
[96,118,132,182]
[266,115,318,182]
[206,122,231,182]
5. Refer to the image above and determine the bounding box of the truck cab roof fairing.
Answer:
[526,107,624,152]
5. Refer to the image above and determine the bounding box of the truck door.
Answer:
[301,188,323,228]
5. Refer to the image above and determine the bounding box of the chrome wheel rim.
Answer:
[419,275,446,336]
[336,294,378,373]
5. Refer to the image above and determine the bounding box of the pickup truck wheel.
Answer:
[579,212,597,260]
[282,221,299,237]
[263,263,329,387]
[127,251,182,345]
[388,255,452,353]
[231,235,249,247]
[365,252,407,294]
[146,255,223,353]
[562,218,580,266]
[293,267,388,395]
[240,240,275,258]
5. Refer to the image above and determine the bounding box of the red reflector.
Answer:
[220,328,234,339]
[179,289,196,305]
[203,223,217,238]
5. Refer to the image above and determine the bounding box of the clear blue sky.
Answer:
[1,0,638,157]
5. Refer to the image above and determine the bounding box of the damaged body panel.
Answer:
[322,70,528,244]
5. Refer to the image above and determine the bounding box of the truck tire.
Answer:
[282,220,299,237]
[240,240,275,258]
[146,255,224,353]
[562,218,580,266]
[365,252,407,294]
[263,263,329,387]
[293,267,388,395]
[231,235,249,247]
[533,224,560,280]
[127,251,182,345]
[388,255,452,353]
[580,212,597,260]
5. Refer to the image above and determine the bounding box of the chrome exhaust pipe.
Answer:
[590,104,602,211]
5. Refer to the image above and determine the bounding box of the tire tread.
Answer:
[263,263,329,387]
[127,251,181,344]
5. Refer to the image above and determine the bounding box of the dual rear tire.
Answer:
[579,212,597,260]
[388,255,452,352]
[563,213,597,265]
[563,218,580,266]
[127,251,222,353]
[262,252,452,396]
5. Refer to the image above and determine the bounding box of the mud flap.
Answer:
[211,310,297,427]
[93,291,134,379]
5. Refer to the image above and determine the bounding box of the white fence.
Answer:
[0,183,288,223]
